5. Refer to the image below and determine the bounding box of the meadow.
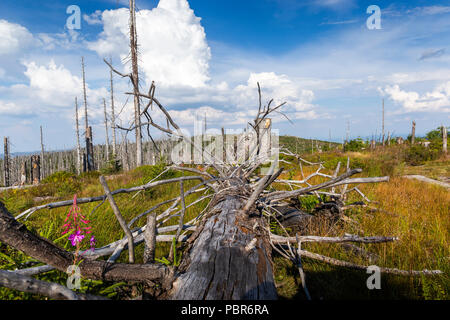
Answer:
[0,140,448,300]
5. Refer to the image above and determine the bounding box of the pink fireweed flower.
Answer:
[69,230,85,247]
[61,194,95,252]
[90,235,96,251]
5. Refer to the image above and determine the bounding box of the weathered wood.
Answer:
[110,58,117,159]
[297,248,442,276]
[382,99,385,146]
[75,97,82,174]
[30,155,40,185]
[411,121,416,145]
[169,194,277,300]
[0,269,79,300]
[403,175,450,189]
[20,160,27,186]
[81,57,94,172]
[86,126,95,171]
[129,0,143,167]
[169,181,186,262]
[103,98,110,162]
[99,175,134,263]
[443,126,447,154]
[295,238,311,300]
[271,234,398,244]
[40,126,45,180]
[143,213,157,264]
[3,137,10,187]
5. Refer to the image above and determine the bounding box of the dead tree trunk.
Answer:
[129,0,143,167]
[75,97,82,175]
[20,160,27,186]
[103,98,110,162]
[411,121,416,145]
[81,57,94,172]
[40,126,45,180]
[30,155,40,185]
[3,137,10,187]
[86,126,95,171]
[382,99,385,146]
[169,194,277,300]
[109,58,117,160]
[443,126,447,154]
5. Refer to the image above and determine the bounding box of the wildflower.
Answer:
[90,235,96,251]
[69,230,85,247]
[61,194,96,259]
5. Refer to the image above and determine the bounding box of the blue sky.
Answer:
[0,0,449,152]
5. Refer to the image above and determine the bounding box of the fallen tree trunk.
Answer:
[0,202,171,284]
[169,193,277,300]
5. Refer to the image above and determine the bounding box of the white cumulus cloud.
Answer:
[232,72,318,120]
[88,0,211,88]
[0,19,35,55]
[83,10,103,25]
[0,60,108,125]
[23,60,83,106]
[381,82,450,113]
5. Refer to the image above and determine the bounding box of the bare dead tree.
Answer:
[103,98,110,162]
[40,126,45,180]
[382,99,385,146]
[3,137,10,187]
[346,120,350,144]
[411,121,416,145]
[75,97,82,175]
[81,57,94,171]
[443,125,447,154]
[109,57,117,159]
[129,0,143,167]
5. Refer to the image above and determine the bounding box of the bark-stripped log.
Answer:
[169,193,277,300]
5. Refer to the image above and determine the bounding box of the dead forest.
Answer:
[0,0,448,301]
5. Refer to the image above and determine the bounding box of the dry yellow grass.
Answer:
[275,166,449,300]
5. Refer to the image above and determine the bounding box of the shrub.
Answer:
[426,127,449,141]
[41,171,74,184]
[100,159,122,175]
[405,145,439,166]
[344,138,367,152]
[40,171,81,197]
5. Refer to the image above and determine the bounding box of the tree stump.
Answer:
[30,155,40,185]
